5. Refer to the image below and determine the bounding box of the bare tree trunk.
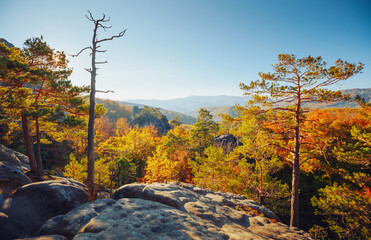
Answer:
[87,24,98,201]
[75,11,126,201]
[21,111,37,174]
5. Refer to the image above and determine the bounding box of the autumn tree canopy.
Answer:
[240,54,363,227]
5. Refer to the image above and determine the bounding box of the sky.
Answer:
[0,0,370,100]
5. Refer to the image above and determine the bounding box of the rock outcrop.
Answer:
[0,179,90,239]
[0,144,32,208]
[131,106,171,135]
[0,161,32,186]
[0,38,15,48]
[215,134,242,153]
[0,144,30,171]
[38,182,314,240]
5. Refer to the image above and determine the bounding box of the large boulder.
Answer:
[37,182,314,239]
[0,38,15,48]
[38,198,228,240]
[215,134,242,153]
[111,182,314,240]
[0,145,32,202]
[0,161,32,186]
[131,106,171,135]
[0,144,30,171]
[1,179,89,238]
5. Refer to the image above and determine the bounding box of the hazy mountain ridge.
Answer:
[123,95,251,114]
[111,88,370,124]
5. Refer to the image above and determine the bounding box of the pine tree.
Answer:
[240,54,363,227]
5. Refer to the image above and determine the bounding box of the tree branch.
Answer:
[96,90,114,93]
[96,29,127,43]
[71,47,92,57]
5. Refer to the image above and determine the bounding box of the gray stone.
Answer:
[215,134,242,152]
[130,107,171,135]
[42,198,228,240]
[0,38,15,48]
[112,182,314,240]
[0,144,30,171]
[0,144,23,167]
[1,179,89,236]
[0,161,32,186]
[0,211,29,240]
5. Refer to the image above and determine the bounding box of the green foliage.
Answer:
[96,98,132,121]
[144,126,192,183]
[310,173,371,239]
[137,106,164,120]
[97,125,159,183]
[189,108,219,154]
[63,154,86,183]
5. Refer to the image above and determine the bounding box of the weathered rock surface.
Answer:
[1,179,89,239]
[39,198,229,240]
[131,106,172,135]
[36,182,313,239]
[0,38,15,48]
[0,144,30,171]
[111,182,313,239]
[0,161,32,186]
[215,134,242,152]
[0,211,29,240]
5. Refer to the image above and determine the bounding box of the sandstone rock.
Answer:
[1,179,89,237]
[39,198,229,240]
[0,144,30,171]
[131,106,171,135]
[112,182,314,239]
[0,211,29,240]
[0,144,23,167]
[0,38,15,48]
[215,134,242,153]
[0,161,32,186]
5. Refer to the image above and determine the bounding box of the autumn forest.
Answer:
[1,18,370,240]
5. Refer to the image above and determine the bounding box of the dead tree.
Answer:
[73,11,126,201]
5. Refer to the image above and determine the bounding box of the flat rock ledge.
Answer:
[38,182,314,240]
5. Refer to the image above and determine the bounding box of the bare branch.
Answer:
[96,29,127,43]
[96,61,108,64]
[71,47,92,57]
[85,10,94,22]
[96,90,114,93]
[84,68,92,73]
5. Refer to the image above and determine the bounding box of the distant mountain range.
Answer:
[118,88,371,123]
[122,95,251,114]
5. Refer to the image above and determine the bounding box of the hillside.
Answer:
[123,95,251,114]
[120,89,370,122]
[121,101,196,124]
[104,88,370,124]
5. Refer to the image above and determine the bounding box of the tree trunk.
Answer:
[87,24,98,201]
[35,116,43,179]
[290,136,300,227]
[290,100,301,227]
[21,112,37,173]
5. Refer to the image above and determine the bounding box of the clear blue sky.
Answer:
[1,0,370,100]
